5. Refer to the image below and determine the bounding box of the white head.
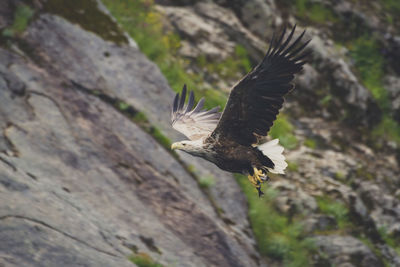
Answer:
[171,139,205,156]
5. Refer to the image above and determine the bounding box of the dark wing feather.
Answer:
[210,25,310,145]
[171,85,221,140]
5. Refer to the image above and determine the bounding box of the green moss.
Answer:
[129,253,163,267]
[287,161,299,172]
[133,112,148,123]
[304,138,317,149]
[118,101,130,111]
[269,115,298,150]
[198,175,216,189]
[283,0,337,25]
[319,94,332,107]
[13,4,34,33]
[349,36,387,109]
[316,196,350,230]
[334,172,346,181]
[2,4,34,37]
[355,166,374,180]
[235,174,316,266]
[43,0,128,44]
[371,117,400,147]
[382,0,400,21]
[149,127,172,149]
[378,226,400,253]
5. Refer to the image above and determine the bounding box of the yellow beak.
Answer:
[171,143,179,150]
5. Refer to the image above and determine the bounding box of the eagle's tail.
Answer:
[258,139,287,174]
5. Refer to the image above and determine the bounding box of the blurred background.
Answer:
[0,0,399,266]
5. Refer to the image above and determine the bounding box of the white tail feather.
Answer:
[258,139,287,174]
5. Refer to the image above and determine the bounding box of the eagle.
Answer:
[170,26,310,196]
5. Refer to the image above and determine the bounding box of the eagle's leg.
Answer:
[248,167,265,197]
[247,174,258,186]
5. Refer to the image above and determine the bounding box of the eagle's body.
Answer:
[171,26,310,196]
[200,137,274,174]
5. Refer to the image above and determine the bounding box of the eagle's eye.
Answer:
[182,143,186,146]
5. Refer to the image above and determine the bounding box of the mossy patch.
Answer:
[43,0,128,44]
[129,253,163,267]
[287,161,299,172]
[269,115,298,150]
[281,0,338,25]
[304,138,317,149]
[198,175,216,189]
[316,196,351,230]
[371,117,400,148]
[349,36,387,109]
[2,3,34,37]
[382,0,400,24]
[378,226,400,255]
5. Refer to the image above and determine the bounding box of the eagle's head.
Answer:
[171,140,205,156]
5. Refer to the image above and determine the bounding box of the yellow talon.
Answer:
[247,174,258,186]
[253,168,264,184]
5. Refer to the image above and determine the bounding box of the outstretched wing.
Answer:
[210,25,310,145]
[171,85,221,140]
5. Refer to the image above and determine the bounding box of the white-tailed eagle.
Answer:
[171,26,310,196]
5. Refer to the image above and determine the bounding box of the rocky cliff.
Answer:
[0,0,399,267]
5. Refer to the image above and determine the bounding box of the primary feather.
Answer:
[211,25,310,145]
[171,85,221,140]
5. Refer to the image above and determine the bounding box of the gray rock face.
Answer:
[298,32,381,126]
[313,235,384,267]
[218,0,280,39]
[156,2,265,61]
[303,215,337,233]
[0,6,260,267]
[358,181,400,232]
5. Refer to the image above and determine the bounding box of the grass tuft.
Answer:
[316,196,350,230]
[269,115,298,150]
[283,0,337,25]
[129,253,163,267]
[2,4,34,37]
[304,138,317,149]
[349,36,387,109]
[198,175,216,189]
[235,174,315,266]
[287,161,299,172]
[382,0,400,22]
[371,117,400,147]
